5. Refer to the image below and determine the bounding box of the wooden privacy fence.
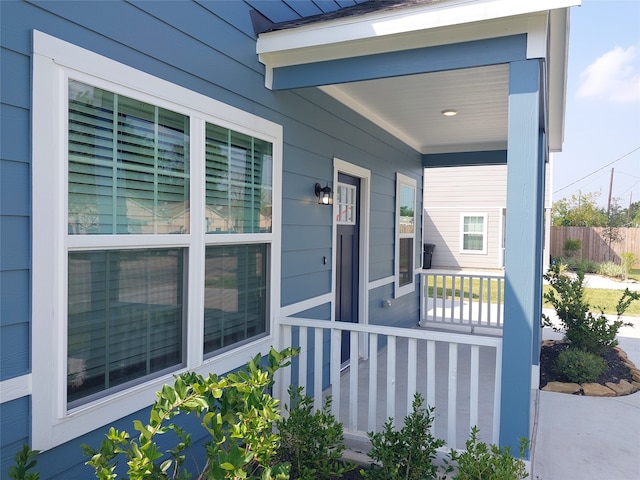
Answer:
[550,226,640,263]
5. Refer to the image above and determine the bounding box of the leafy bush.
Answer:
[8,445,40,480]
[364,393,444,480]
[597,261,626,279]
[562,239,581,259]
[555,348,606,384]
[83,347,297,480]
[542,263,638,355]
[276,387,353,479]
[575,258,599,274]
[445,426,528,480]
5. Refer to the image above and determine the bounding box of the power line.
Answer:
[554,146,640,194]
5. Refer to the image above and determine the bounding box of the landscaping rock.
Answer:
[582,383,616,397]
[605,380,634,396]
[542,382,581,394]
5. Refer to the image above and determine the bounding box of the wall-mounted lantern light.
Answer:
[314,182,332,205]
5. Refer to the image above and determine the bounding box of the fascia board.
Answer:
[548,7,571,152]
[257,0,581,56]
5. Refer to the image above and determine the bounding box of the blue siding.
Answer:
[0,270,30,327]
[0,0,423,475]
[0,397,30,473]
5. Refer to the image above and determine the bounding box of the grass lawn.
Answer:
[628,267,640,282]
[542,285,640,317]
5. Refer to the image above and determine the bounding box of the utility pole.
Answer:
[607,168,614,217]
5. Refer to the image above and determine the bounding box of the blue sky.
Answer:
[552,0,640,210]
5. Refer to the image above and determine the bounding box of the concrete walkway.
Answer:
[531,281,640,479]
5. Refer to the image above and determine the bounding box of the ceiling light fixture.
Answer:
[441,109,458,117]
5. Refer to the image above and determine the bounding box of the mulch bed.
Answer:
[539,342,633,391]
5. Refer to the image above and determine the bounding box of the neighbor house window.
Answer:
[395,173,417,297]
[460,214,487,254]
[32,31,282,449]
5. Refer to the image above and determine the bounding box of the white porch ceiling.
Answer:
[320,63,509,154]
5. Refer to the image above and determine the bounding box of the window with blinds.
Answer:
[67,249,184,407]
[205,124,272,234]
[65,80,273,407]
[203,244,267,355]
[68,80,189,235]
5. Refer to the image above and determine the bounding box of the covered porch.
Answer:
[257,0,579,453]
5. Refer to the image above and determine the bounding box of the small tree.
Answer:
[562,239,581,260]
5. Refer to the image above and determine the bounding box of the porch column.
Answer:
[500,59,545,455]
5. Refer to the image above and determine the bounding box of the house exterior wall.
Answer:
[423,164,507,270]
[0,1,422,477]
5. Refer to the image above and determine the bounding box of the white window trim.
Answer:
[394,173,417,298]
[459,212,488,254]
[31,31,282,450]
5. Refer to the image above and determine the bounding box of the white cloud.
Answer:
[576,45,640,102]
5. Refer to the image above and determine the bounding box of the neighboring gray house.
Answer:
[424,162,553,271]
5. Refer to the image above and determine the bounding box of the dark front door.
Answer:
[335,173,360,364]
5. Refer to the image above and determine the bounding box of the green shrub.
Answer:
[621,252,638,280]
[276,387,353,480]
[555,348,606,384]
[364,393,444,480]
[8,445,40,480]
[542,263,638,355]
[83,347,297,480]
[446,426,528,480]
[597,261,626,279]
[563,239,581,259]
[575,258,599,274]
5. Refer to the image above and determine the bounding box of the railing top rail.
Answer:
[421,269,505,279]
[278,317,502,348]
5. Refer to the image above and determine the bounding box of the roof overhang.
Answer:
[257,0,580,154]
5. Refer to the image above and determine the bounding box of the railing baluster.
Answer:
[387,336,396,426]
[349,332,359,431]
[298,326,307,390]
[368,333,378,432]
[407,338,417,415]
[440,275,445,319]
[314,327,323,411]
[487,279,492,326]
[279,324,292,405]
[447,343,458,447]
[497,277,503,328]
[330,328,341,421]
[492,343,503,444]
[478,277,483,325]
[470,345,479,428]
[427,339,436,408]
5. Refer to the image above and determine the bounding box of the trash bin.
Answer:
[423,243,435,269]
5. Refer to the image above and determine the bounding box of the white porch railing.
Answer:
[421,270,505,332]
[276,317,502,450]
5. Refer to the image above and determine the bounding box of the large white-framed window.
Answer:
[395,173,417,297]
[32,31,282,449]
[460,213,488,254]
